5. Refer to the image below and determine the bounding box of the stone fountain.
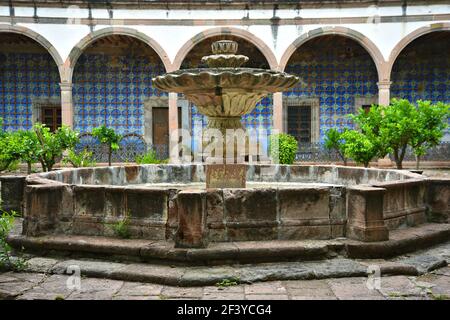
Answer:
[152,40,299,188]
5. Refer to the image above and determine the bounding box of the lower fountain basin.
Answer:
[19,164,443,248]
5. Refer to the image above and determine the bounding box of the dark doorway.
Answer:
[41,106,61,132]
[287,105,312,143]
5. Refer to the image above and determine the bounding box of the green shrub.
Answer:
[269,133,298,164]
[0,208,27,271]
[92,126,122,166]
[63,149,96,168]
[34,124,80,172]
[135,149,167,164]
[110,212,131,239]
[340,130,378,168]
[324,128,348,165]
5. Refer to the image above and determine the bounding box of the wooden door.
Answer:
[287,105,311,143]
[41,106,61,132]
[152,107,169,150]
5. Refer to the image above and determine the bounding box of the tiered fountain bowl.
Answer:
[153,40,299,188]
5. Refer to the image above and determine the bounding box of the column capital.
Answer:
[377,80,392,90]
[59,82,73,91]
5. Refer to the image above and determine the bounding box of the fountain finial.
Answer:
[211,40,238,55]
[201,40,249,68]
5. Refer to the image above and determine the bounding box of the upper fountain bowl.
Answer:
[152,40,299,120]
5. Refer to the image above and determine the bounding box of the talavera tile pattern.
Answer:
[0,52,60,131]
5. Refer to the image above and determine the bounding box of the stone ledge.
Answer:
[7,223,450,265]
[8,240,449,287]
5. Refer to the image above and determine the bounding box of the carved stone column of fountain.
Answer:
[153,40,299,188]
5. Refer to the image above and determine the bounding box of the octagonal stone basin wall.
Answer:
[23,164,431,243]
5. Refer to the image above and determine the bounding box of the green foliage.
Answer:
[340,130,379,168]
[7,130,40,174]
[92,126,122,166]
[269,133,298,164]
[348,99,449,169]
[63,149,96,168]
[110,212,131,239]
[34,124,80,172]
[324,128,348,165]
[135,149,167,164]
[410,100,449,169]
[0,208,27,271]
[216,277,240,288]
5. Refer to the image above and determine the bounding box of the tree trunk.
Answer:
[27,162,32,175]
[108,145,112,166]
[393,149,403,170]
[415,154,421,170]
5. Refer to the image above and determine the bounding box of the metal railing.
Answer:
[75,134,450,163]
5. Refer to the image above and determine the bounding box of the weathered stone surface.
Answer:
[74,185,105,217]
[426,179,450,223]
[206,164,246,188]
[278,187,329,221]
[224,188,277,222]
[104,187,126,217]
[175,190,208,248]
[278,225,331,240]
[24,184,65,236]
[0,176,26,214]
[346,186,389,242]
[126,188,168,220]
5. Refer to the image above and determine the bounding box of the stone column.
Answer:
[377,80,391,106]
[272,92,283,132]
[346,186,389,242]
[168,92,179,162]
[60,82,74,128]
[377,80,393,167]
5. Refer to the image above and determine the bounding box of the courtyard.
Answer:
[0,0,450,305]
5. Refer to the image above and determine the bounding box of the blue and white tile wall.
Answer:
[284,41,378,142]
[0,52,60,131]
[72,54,166,135]
[391,37,450,137]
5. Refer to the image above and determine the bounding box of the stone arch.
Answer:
[173,27,278,70]
[65,27,172,83]
[0,24,64,82]
[279,26,385,82]
[387,23,450,80]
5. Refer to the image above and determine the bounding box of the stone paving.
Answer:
[0,266,448,300]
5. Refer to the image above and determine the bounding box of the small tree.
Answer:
[379,99,420,169]
[92,126,122,166]
[34,124,79,172]
[269,133,298,164]
[341,130,379,168]
[324,128,348,165]
[411,100,449,169]
[8,130,40,174]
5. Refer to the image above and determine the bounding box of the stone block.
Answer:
[226,226,278,241]
[24,185,64,236]
[223,188,277,222]
[124,165,143,184]
[74,185,106,217]
[278,225,331,240]
[288,166,312,182]
[426,179,450,223]
[175,189,208,248]
[125,188,168,220]
[206,164,246,188]
[105,187,126,217]
[278,187,330,220]
[346,186,389,242]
